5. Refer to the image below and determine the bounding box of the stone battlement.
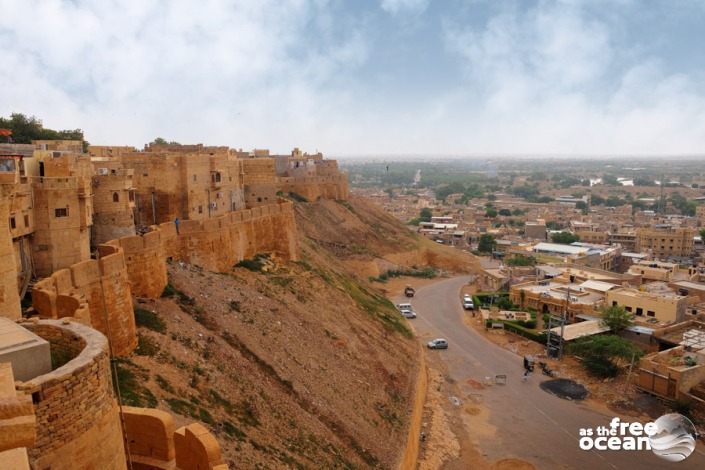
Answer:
[31,243,137,356]
[123,408,227,470]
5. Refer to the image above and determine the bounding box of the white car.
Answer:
[427,338,448,349]
[400,309,417,319]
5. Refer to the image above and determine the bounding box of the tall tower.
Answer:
[91,167,136,246]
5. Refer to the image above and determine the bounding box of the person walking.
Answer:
[522,370,530,382]
[174,218,180,234]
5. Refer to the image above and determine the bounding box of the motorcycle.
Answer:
[538,361,554,377]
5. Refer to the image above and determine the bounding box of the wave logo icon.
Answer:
[649,413,698,462]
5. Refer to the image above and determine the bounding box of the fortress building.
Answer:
[0,139,348,468]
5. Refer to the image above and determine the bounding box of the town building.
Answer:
[636,225,696,260]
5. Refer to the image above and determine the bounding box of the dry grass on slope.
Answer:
[123,251,419,469]
[295,196,480,275]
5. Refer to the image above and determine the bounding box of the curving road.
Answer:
[404,276,705,470]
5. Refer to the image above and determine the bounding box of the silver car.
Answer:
[427,338,448,349]
[400,309,417,319]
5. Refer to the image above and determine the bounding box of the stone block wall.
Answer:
[31,177,92,277]
[108,229,170,300]
[92,169,136,245]
[0,194,21,319]
[115,201,297,299]
[277,174,349,202]
[16,320,127,470]
[31,244,137,356]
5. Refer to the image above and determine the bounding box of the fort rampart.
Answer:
[111,200,298,298]
[31,243,137,356]
[123,407,227,470]
[31,201,297,356]
[16,320,127,470]
[277,174,349,202]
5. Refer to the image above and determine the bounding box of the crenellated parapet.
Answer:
[114,200,298,298]
[31,244,137,356]
[122,408,227,470]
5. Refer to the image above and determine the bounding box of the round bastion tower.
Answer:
[16,319,127,470]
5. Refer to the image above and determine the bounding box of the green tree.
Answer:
[477,234,496,253]
[590,194,605,206]
[150,137,181,146]
[575,201,588,214]
[545,220,561,230]
[551,231,580,244]
[419,208,433,222]
[600,305,633,334]
[700,228,705,240]
[507,255,536,267]
[0,113,88,150]
[498,208,512,216]
[485,208,498,218]
[569,335,644,378]
[602,174,620,186]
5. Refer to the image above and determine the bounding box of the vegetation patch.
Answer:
[165,397,197,417]
[134,307,167,334]
[155,375,175,394]
[369,267,436,283]
[222,420,247,441]
[341,276,412,339]
[114,359,158,408]
[135,332,160,356]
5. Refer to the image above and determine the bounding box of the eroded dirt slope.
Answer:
[121,196,481,469]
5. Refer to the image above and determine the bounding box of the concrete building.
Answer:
[605,287,687,325]
[636,225,696,260]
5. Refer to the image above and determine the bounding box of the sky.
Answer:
[2,0,705,157]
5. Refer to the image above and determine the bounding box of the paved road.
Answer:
[405,276,705,470]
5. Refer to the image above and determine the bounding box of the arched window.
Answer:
[214,172,221,182]
[113,192,119,202]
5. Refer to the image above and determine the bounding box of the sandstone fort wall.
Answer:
[0,196,21,319]
[16,320,127,470]
[123,408,227,470]
[277,174,349,201]
[31,243,138,356]
[114,200,298,298]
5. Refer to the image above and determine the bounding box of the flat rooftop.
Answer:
[521,281,604,305]
[551,320,610,341]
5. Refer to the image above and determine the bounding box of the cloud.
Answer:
[0,0,372,151]
[380,0,430,16]
[439,1,705,154]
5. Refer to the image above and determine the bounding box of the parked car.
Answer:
[463,299,474,310]
[400,309,417,319]
[397,302,412,311]
[427,338,448,349]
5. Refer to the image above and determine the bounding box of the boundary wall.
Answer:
[111,200,298,298]
[277,174,349,202]
[123,407,227,470]
[31,244,137,356]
